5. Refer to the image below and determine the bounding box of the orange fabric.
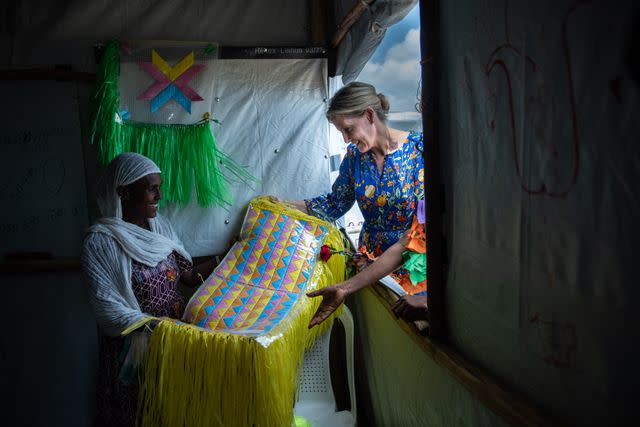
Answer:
[406,215,426,254]
[362,214,427,295]
[396,214,426,294]
[394,272,426,295]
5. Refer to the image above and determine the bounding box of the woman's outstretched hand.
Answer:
[307,285,349,328]
[391,295,428,321]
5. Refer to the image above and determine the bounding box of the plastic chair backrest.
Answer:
[294,306,356,426]
[339,306,356,421]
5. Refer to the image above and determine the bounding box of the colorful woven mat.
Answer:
[137,196,347,427]
[183,203,327,334]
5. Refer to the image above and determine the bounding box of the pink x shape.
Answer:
[137,62,205,101]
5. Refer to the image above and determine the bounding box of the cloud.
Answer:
[358,28,421,113]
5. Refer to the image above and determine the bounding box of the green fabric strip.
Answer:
[402,250,426,285]
[90,40,257,208]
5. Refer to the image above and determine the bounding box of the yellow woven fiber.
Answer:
[137,196,347,427]
[120,317,154,336]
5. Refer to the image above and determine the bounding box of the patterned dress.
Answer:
[95,251,192,427]
[305,130,424,256]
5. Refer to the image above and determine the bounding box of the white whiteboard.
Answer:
[0,81,88,257]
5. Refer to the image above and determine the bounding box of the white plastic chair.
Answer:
[294,306,356,427]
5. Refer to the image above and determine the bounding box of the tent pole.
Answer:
[420,0,446,339]
[309,0,329,46]
[330,0,375,48]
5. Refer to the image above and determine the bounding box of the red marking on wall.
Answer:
[481,1,587,197]
[558,1,585,197]
[486,58,546,195]
[485,43,521,71]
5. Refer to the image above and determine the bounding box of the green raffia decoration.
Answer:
[90,40,257,207]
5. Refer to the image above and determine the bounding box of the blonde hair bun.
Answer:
[326,81,391,122]
[377,93,390,114]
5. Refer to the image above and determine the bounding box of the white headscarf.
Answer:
[81,153,192,336]
[95,152,161,219]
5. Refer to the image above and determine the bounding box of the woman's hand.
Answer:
[391,295,428,321]
[307,285,349,328]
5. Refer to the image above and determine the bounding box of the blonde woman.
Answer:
[283,82,424,295]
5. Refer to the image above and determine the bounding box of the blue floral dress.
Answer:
[305,131,424,256]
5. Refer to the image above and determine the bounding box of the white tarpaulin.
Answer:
[158,58,332,256]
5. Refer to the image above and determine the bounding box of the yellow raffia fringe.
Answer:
[137,196,347,427]
[120,317,155,336]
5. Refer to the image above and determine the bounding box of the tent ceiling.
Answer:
[0,0,417,80]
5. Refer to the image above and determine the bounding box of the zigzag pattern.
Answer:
[183,204,327,335]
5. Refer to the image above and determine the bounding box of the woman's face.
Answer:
[331,109,377,153]
[119,173,162,222]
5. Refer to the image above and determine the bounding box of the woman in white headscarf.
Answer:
[81,152,215,426]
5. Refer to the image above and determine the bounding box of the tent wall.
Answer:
[0,272,98,426]
[351,289,508,427]
[437,0,639,424]
[1,0,310,69]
